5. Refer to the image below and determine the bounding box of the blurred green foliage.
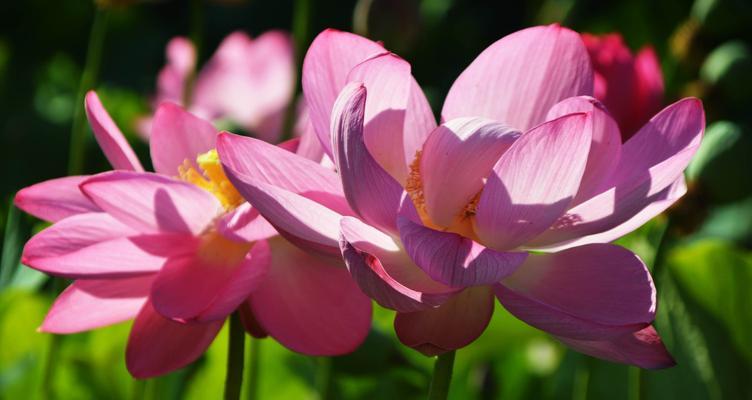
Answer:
[1,0,751,399]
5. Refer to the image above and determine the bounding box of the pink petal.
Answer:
[302,29,385,156]
[340,216,458,312]
[529,98,704,248]
[394,286,494,356]
[475,113,592,250]
[151,238,269,322]
[216,131,350,215]
[84,91,144,171]
[149,102,217,176]
[14,176,99,222]
[535,177,686,251]
[216,203,278,243]
[80,171,222,235]
[24,215,193,279]
[420,117,519,228]
[442,24,593,130]
[40,275,154,333]
[346,53,434,183]
[192,31,294,138]
[397,216,527,287]
[546,96,622,204]
[224,178,343,255]
[630,46,664,137]
[495,244,655,340]
[155,37,197,105]
[249,237,372,355]
[556,325,675,369]
[126,300,223,378]
[331,82,403,233]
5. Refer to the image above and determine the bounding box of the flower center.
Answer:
[405,150,480,240]
[179,149,244,210]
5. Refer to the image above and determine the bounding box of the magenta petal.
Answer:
[81,171,222,235]
[126,300,223,378]
[302,29,385,156]
[216,131,350,215]
[15,176,99,222]
[40,275,154,333]
[496,244,655,340]
[442,24,593,130]
[394,286,494,355]
[84,91,144,171]
[155,37,196,106]
[556,325,675,369]
[546,96,622,204]
[149,102,217,176]
[475,113,592,250]
[151,238,268,322]
[420,117,519,228]
[331,82,404,233]
[398,216,527,287]
[340,216,457,312]
[249,238,372,355]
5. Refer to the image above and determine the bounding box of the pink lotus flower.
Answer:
[139,30,295,142]
[218,25,704,368]
[582,32,664,140]
[15,92,371,378]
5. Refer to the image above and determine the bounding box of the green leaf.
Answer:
[1,202,25,292]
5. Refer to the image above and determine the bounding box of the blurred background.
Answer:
[1,0,751,399]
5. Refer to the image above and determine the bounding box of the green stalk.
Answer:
[246,336,261,400]
[67,6,110,175]
[279,0,311,141]
[315,357,333,400]
[224,312,246,400]
[427,351,456,400]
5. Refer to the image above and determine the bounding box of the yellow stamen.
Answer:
[179,149,244,210]
[405,150,481,240]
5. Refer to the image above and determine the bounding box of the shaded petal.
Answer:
[340,216,457,312]
[495,244,655,340]
[14,176,99,222]
[81,171,222,235]
[546,96,622,204]
[556,325,675,369]
[398,216,527,287]
[420,117,519,228]
[302,29,385,156]
[346,53,411,183]
[40,275,154,333]
[331,82,403,233]
[216,203,278,243]
[126,300,223,378]
[150,102,217,176]
[475,113,592,250]
[25,229,193,279]
[629,46,664,137]
[442,24,593,130]
[249,238,372,355]
[529,99,704,248]
[84,91,144,171]
[216,131,350,215]
[151,238,269,322]
[224,178,343,255]
[394,286,494,356]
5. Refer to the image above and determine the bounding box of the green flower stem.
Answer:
[67,6,109,176]
[246,336,261,400]
[427,350,456,400]
[225,312,246,400]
